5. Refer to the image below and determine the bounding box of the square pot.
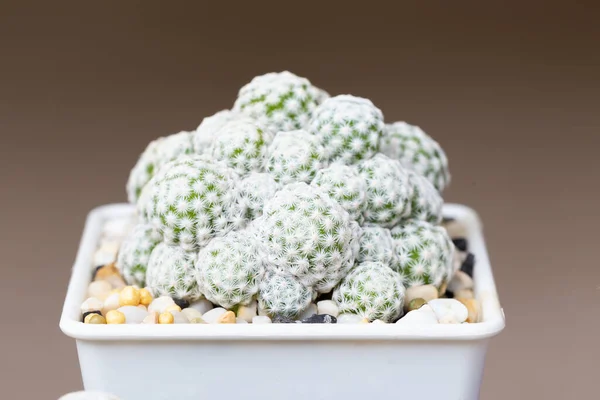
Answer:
[60,203,505,400]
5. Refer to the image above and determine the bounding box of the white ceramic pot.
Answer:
[60,203,505,400]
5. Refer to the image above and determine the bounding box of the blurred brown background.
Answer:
[1,1,599,399]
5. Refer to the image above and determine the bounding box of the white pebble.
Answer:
[428,299,469,324]
[337,314,364,324]
[236,317,248,324]
[93,241,121,266]
[298,303,318,320]
[188,298,214,315]
[87,280,112,301]
[169,310,189,324]
[371,319,386,324]
[252,316,272,324]
[117,306,149,324]
[317,300,339,317]
[102,293,121,314]
[81,297,103,313]
[237,300,258,323]
[396,305,439,325]
[148,296,175,314]
[202,307,227,324]
[102,218,135,240]
[182,308,203,320]
[142,311,158,324]
[447,270,474,292]
[405,285,438,308]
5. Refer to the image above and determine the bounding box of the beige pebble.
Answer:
[106,310,126,324]
[236,300,258,323]
[137,305,147,310]
[102,293,121,315]
[456,298,481,323]
[142,311,158,324]
[139,288,153,306]
[158,312,174,324]
[447,270,474,293]
[405,285,438,310]
[148,296,176,314]
[119,286,141,307]
[360,318,370,324]
[84,313,107,324]
[81,297,104,313]
[94,263,126,288]
[88,280,112,301]
[438,280,449,297]
[407,298,427,312]
[455,289,474,299]
[217,310,236,324]
[165,304,182,313]
[182,308,207,324]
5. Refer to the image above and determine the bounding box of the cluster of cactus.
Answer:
[118,71,455,322]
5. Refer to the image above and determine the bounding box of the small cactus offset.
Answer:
[357,224,395,266]
[234,172,281,222]
[145,242,202,301]
[308,95,384,165]
[233,71,323,134]
[357,153,414,228]
[380,121,451,193]
[405,169,444,224]
[196,231,266,309]
[115,223,162,288]
[258,270,314,319]
[210,118,273,177]
[310,162,368,224]
[257,182,360,291]
[265,130,327,185]
[332,261,406,322]
[139,155,243,251]
[390,220,455,289]
[192,109,243,155]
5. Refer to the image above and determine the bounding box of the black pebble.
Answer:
[299,314,337,324]
[444,290,455,299]
[91,265,104,281]
[442,217,455,224]
[461,253,475,278]
[452,238,468,252]
[82,310,102,322]
[173,298,190,309]
[272,315,295,323]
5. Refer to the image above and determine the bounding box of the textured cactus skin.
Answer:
[256,182,360,291]
[390,220,455,289]
[139,155,242,251]
[235,172,281,223]
[196,231,266,309]
[308,95,384,165]
[192,109,242,155]
[311,162,367,224]
[116,223,162,288]
[406,169,444,224]
[332,261,405,322]
[145,242,202,301]
[233,71,321,134]
[126,131,195,204]
[357,153,414,228]
[258,270,314,318]
[265,130,327,185]
[380,122,451,193]
[357,224,395,266]
[211,118,273,177]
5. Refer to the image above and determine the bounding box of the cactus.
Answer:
[115,223,162,288]
[145,242,202,301]
[332,261,405,322]
[196,231,266,309]
[234,172,281,222]
[126,131,195,204]
[233,71,322,134]
[405,169,444,224]
[256,182,360,291]
[265,130,327,185]
[357,153,413,228]
[390,220,455,289]
[380,121,450,193]
[138,155,242,251]
[311,162,367,224]
[357,224,395,266]
[210,118,273,177]
[192,109,243,155]
[258,270,313,318]
[308,95,384,165]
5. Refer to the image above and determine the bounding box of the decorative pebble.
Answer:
[456,298,481,323]
[142,311,158,324]
[452,238,468,252]
[202,307,227,324]
[93,263,126,288]
[119,286,141,307]
[158,312,174,324]
[428,299,468,324]
[454,289,474,299]
[93,241,121,266]
[169,310,189,324]
[81,297,104,314]
[102,218,135,239]
[272,314,295,323]
[84,313,107,324]
[407,298,427,312]
[360,318,370,324]
[336,314,364,324]
[236,317,248,324]
[300,314,337,324]
[371,319,386,324]
[252,316,272,324]
[173,298,190,310]
[102,293,121,314]
[188,298,214,315]
[257,303,269,316]
[106,310,126,324]
[404,285,438,310]
[317,300,339,317]
[139,288,153,306]
[117,306,149,324]
[148,296,176,314]
[461,253,475,278]
[236,300,258,323]
[165,304,182,313]
[88,280,112,302]
[298,303,318,321]
[396,304,439,325]
[217,310,236,324]
[447,270,474,293]
[137,304,147,310]
[182,308,203,320]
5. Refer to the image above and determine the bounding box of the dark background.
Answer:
[1,1,599,399]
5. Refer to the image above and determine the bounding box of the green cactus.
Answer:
[357,224,395,266]
[332,261,405,322]
[192,109,242,155]
[405,169,444,224]
[234,172,281,222]
[258,270,313,319]
[308,95,384,165]
[115,223,162,288]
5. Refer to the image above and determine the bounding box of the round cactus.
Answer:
[234,172,281,222]
[256,182,360,291]
[390,220,455,289]
[380,121,450,192]
[233,71,322,134]
[332,261,405,322]
[308,95,384,165]
[196,231,266,309]
[115,223,162,288]
[145,242,202,301]
[311,162,367,224]
[357,153,413,228]
[210,118,273,176]
[258,270,313,318]
[406,169,444,224]
[357,224,395,266]
[192,109,242,155]
[126,131,195,204]
[139,155,242,251]
[265,130,327,185]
